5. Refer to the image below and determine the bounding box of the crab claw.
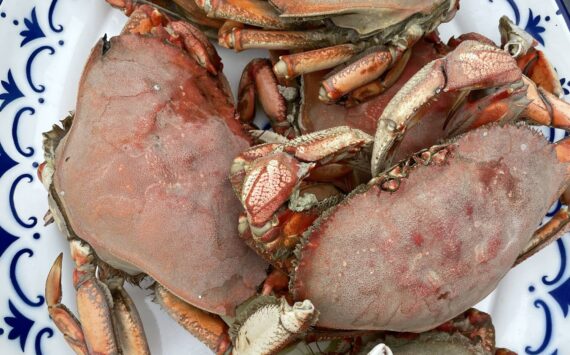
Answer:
[231,296,319,355]
[234,127,373,267]
[371,40,521,175]
[46,254,89,355]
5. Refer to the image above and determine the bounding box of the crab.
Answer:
[39,5,274,354]
[232,121,570,335]
[107,0,460,102]
[236,17,570,151]
[231,29,570,333]
[41,2,570,354]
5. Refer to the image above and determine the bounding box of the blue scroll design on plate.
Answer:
[26,46,55,93]
[34,328,54,355]
[526,300,554,354]
[10,249,45,307]
[560,77,570,96]
[503,0,548,46]
[3,301,34,351]
[524,9,546,45]
[526,235,570,354]
[0,0,63,353]
[9,174,38,228]
[48,0,63,33]
[12,107,35,157]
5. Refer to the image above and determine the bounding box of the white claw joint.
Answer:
[368,343,394,355]
[232,297,318,355]
[499,16,536,58]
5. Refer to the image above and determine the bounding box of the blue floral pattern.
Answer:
[0,0,64,353]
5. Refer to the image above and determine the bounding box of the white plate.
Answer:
[0,0,569,354]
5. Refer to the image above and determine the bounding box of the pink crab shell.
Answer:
[53,34,267,316]
[292,124,568,331]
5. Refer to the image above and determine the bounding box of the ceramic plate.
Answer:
[1,0,570,354]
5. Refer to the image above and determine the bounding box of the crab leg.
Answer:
[219,28,351,51]
[46,241,153,355]
[194,0,293,29]
[71,241,122,354]
[348,48,413,105]
[522,77,570,129]
[154,284,230,354]
[515,207,570,266]
[517,49,562,96]
[273,44,363,79]
[46,254,89,355]
[319,47,398,102]
[371,40,523,175]
[237,59,288,132]
[318,21,426,103]
[98,266,150,355]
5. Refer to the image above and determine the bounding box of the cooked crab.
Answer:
[232,122,570,334]
[229,16,570,334]
[108,0,460,102]
[40,5,269,354]
[236,17,569,153]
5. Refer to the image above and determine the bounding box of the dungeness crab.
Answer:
[41,2,570,355]
[233,123,570,333]
[236,17,570,147]
[231,26,570,335]
[39,5,271,354]
[109,0,460,101]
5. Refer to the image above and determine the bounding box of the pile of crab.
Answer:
[39,1,570,354]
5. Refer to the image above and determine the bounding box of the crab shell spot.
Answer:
[54,34,266,316]
[292,125,568,331]
[243,153,301,226]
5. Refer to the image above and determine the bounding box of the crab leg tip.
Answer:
[318,86,331,102]
[46,253,64,306]
[273,60,288,78]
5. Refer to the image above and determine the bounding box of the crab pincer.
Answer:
[371,38,570,175]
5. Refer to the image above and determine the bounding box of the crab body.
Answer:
[42,6,269,353]
[292,124,568,331]
[235,123,570,334]
[52,31,267,316]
